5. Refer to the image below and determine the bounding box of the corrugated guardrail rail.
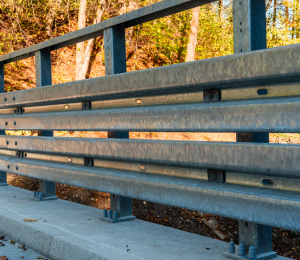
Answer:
[0,0,299,259]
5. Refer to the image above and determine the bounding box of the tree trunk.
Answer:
[76,0,87,80]
[297,0,300,38]
[45,0,63,38]
[219,0,223,21]
[80,1,106,78]
[285,3,289,29]
[273,0,277,28]
[266,0,272,11]
[186,7,200,62]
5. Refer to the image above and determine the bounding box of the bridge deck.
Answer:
[0,185,289,260]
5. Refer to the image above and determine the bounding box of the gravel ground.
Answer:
[0,236,48,260]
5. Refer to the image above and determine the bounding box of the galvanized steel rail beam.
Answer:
[0,136,299,177]
[0,0,212,64]
[0,43,299,109]
[1,154,300,231]
[0,96,299,132]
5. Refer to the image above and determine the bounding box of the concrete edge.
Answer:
[0,212,136,260]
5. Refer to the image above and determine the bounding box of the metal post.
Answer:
[226,0,276,259]
[238,221,277,258]
[35,50,57,200]
[0,62,8,186]
[103,25,134,222]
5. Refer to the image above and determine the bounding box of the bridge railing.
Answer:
[0,0,299,259]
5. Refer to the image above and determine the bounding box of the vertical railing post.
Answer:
[103,25,135,222]
[0,62,8,186]
[228,0,277,259]
[35,49,57,200]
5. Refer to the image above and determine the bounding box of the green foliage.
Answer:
[140,10,192,65]
[195,4,233,60]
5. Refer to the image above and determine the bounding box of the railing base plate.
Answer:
[223,251,278,260]
[31,196,58,201]
[100,215,136,223]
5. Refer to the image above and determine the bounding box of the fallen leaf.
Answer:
[11,240,15,244]
[0,256,8,260]
[19,244,25,249]
[0,242,4,246]
[37,257,44,259]
[22,257,24,259]
[23,219,38,222]
[0,236,4,240]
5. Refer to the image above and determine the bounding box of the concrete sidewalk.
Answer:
[0,186,289,260]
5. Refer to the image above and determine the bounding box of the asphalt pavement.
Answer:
[0,237,48,260]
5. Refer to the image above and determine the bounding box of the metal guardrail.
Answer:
[0,0,300,259]
[1,44,300,108]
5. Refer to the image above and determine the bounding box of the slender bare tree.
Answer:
[76,0,87,80]
[45,0,63,38]
[186,7,200,62]
[219,0,223,26]
[273,0,278,28]
[76,0,107,80]
[80,0,106,78]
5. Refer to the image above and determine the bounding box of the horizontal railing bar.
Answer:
[221,82,300,101]
[2,154,300,231]
[23,102,82,114]
[0,0,211,64]
[0,96,299,132]
[1,82,300,115]
[0,149,19,157]
[1,136,299,176]
[1,147,300,192]
[24,152,84,165]
[1,43,300,109]
[22,152,209,181]
[18,91,203,115]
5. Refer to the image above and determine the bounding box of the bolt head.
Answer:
[212,172,217,180]
[238,243,245,256]
[229,241,235,254]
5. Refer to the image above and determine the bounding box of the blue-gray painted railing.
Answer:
[0,0,299,258]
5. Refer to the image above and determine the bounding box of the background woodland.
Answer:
[0,0,300,91]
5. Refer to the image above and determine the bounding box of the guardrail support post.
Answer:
[0,62,8,186]
[225,0,276,259]
[238,221,277,258]
[35,49,57,200]
[103,25,134,222]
